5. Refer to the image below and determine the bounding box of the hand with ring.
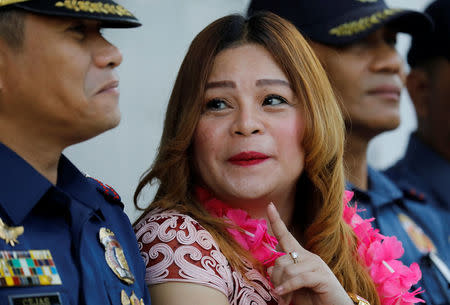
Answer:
[266,203,354,305]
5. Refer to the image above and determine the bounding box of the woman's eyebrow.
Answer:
[205,80,236,89]
[256,79,292,88]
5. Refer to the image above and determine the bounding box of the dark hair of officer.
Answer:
[0,9,25,48]
[135,12,380,305]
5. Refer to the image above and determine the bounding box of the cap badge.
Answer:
[0,217,24,247]
[0,0,28,7]
[54,0,133,17]
[99,227,135,285]
[329,8,403,37]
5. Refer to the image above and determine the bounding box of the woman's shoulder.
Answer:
[134,208,214,246]
[134,208,225,270]
[134,208,278,305]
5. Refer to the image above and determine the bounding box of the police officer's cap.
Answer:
[247,0,432,46]
[0,0,140,28]
[407,0,450,67]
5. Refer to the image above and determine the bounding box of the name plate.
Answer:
[9,292,62,305]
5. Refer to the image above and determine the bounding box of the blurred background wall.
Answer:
[65,0,433,221]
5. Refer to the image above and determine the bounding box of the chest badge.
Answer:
[397,213,436,254]
[99,227,135,285]
[0,218,24,247]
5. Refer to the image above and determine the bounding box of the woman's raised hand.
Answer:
[266,203,353,305]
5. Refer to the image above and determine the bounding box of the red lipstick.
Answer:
[228,151,270,166]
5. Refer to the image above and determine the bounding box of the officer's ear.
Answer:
[0,39,8,91]
[406,68,430,120]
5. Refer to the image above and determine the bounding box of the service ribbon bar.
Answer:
[0,250,62,287]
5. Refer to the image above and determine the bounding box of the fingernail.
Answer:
[274,286,284,295]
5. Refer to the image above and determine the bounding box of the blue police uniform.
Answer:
[385,133,449,212]
[0,143,151,305]
[348,167,450,305]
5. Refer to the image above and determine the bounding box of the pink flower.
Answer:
[198,187,284,268]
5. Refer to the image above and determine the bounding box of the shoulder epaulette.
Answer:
[401,187,426,202]
[87,176,123,208]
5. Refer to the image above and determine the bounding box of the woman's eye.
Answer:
[262,95,288,106]
[205,98,228,111]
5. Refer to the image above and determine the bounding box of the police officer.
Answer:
[0,1,151,304]
[248,1,449,304]
[385,0,449,250]
[385,1,450,301]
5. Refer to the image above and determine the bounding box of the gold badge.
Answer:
[99,228,135,285]
[0,218,24,246]
[121,290,144,305]
[398,213,436,254]
[121,290,130,305]
[130,291,144,305]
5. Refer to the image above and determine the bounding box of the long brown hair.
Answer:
[135,12,380,305]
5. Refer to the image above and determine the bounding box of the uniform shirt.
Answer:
[348,167,450,305]
[0,143,151,305]
[385,133,449,213]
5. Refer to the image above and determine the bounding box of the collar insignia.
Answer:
[0,218,24,247]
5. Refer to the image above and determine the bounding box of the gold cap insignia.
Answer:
[0,218,24,246]
[329,8,403,37]
[99,227,135,285]
[0,0,29,7]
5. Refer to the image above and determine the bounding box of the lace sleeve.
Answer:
[134,210,233,298]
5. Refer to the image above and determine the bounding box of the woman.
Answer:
[134,12,378,305]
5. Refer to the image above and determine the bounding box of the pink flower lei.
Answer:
[342,191,424,305]
[196,187,424,305]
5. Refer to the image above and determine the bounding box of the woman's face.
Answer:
[193,44,306,207]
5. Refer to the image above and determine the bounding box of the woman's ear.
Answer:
[406,68,430,119]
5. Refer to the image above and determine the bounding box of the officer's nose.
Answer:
[370,41,403,75]
[93,37,123,69]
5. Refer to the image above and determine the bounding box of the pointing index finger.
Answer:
[267,202,305,255]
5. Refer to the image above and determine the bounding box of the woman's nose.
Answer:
[231,106,265,136]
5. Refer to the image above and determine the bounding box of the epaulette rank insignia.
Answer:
[87,176,122,205]
[402,187,426,202]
